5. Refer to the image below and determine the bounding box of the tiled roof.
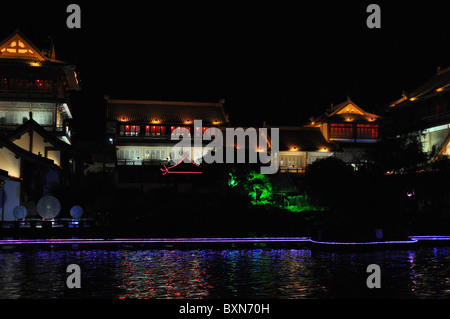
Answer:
[0,57,66,67]
[390,67,450,108]
[309,98,380,124]
[8,119,93,163]
[106,98,229,125]
[0,30,66,66]
[277,127,337,152]
[326,113,377,122]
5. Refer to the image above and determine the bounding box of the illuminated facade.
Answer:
[0,30,80,143]
[387,67,450,159]
[0,134,60,221]
[105,97,229,186]
[307,97,380,165]
[274,126,336,173]
[0,30,90,220]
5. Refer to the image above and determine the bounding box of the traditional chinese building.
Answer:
[306,97,380,165]
[0,134,60,221]
[386,66,450,159]
[105,96,229,188]
[0,30,91,220]
[270,126,336,174]
[0,29,79,143]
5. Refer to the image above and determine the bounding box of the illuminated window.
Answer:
[170,126,191,136]
[33,111,52,125]
[203,127,220,139]
[2,111,29,125]
[280,156,303,168]
[118,149,141,160]
[356,124,378,139]
[330,123,354,139]
[144,149,167,160]
[194,126,210,138]
[34,79,54,92]
[131,125,140,136]
[120,125,140,136]
[195,126,201,138]
[145,125,165,136]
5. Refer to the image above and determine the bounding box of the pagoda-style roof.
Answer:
[308,98,380,125]
[0,29,65,65]
[0,30,80,91]
[8,119,93,164]
[277,127,338,152]
[390,66,450,108]
[106,97,229,126]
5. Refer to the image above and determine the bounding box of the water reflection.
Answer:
[0,247,449,298]
[116,250,212,299]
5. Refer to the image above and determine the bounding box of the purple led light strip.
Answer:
[0,237,310,246]
[0,236,449,246]
[309,239,418,245]
[408,235,450,241]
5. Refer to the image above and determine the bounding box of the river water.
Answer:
[0,246,449,299]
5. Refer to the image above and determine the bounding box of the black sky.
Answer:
[1,1,450,140]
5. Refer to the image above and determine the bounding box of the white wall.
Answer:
[46,149,61,167]
[0,147,21,178]
[421,125,450,153]
[12,131,61,167]
[13,131,30,151]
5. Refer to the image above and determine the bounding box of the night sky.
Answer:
[1,1,450,141]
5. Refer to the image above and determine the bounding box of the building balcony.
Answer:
[117,159,171,166]
[116,134,171,142]
[279,167,306,174]
[0,90,68,103]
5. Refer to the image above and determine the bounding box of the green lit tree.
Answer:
[227,168,273,205]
